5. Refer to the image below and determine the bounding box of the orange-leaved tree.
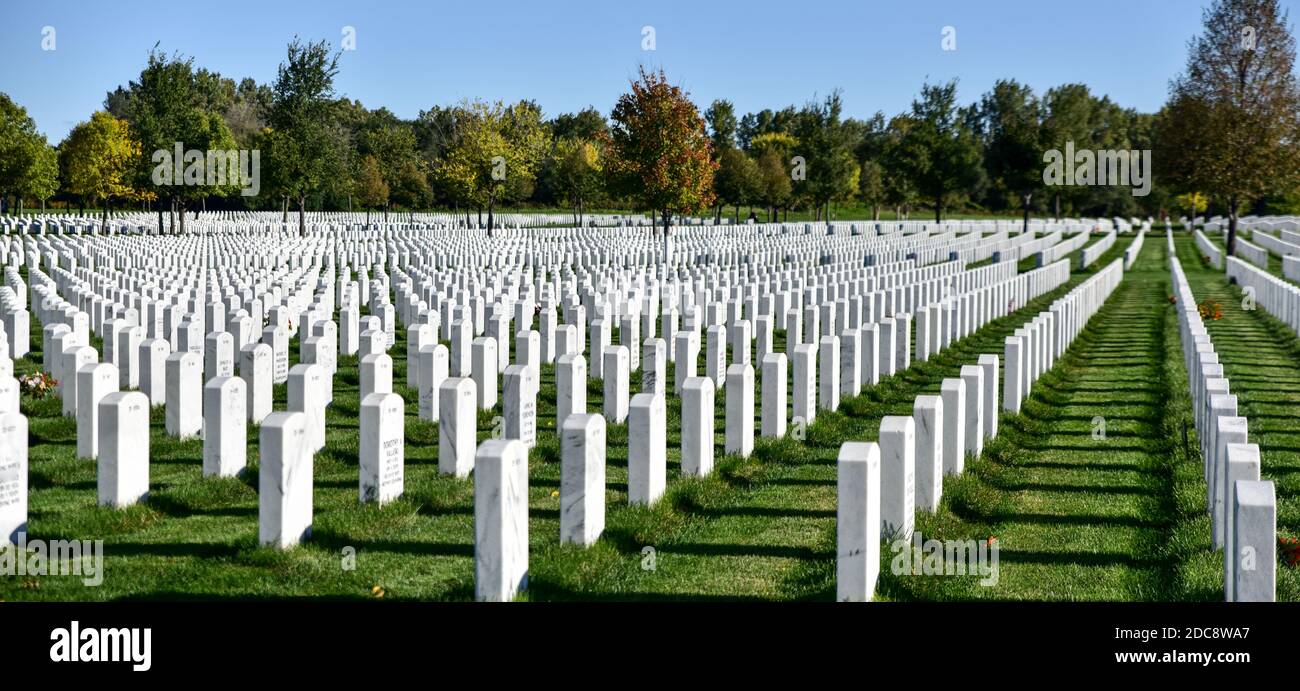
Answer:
[607,67,717,250]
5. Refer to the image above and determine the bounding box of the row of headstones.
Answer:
[836,255,1130,600]
[1225,256,1300,338]
[1079,230,1117,270]
[1195,228,1224,270]
[1123,225,1148,270]
[1170,240,1276,602]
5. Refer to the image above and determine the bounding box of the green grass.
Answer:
[4,231,1292,601]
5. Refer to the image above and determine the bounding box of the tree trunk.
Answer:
[281,196,289,224]
[487,195,495,236]
[661,208,671,259]
[934,194,942,223]
[1226,198,1239,256]
[1022,192,1032,234]
[366,208,371,225]
[298,195,306,236]
[1053,193,1060,221]
[179,199,186,234]
[157,203,164,234]
[348,194,353,213]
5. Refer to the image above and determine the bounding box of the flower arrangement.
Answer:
[1281,536,1300,568]
[1197,299,1223,321]
[1168,295,1177,304]
[19,371,58,399]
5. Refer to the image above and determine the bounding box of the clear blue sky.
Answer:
[2,0,1296,141]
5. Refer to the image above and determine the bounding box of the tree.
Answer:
[433,99,550,233]
[754,150,792,222]
[111,50,241,232]
[606,67,718,248]
[551,136,604,226]
[0,93,42,215]
[550,107,607,141]
[267,38,341,235]
[355,154,388,224]
[1040,84,1097,219]
[705,99,738,152]
[1162,0,1300,253]
[858,159,885,220]
[975,79,1043,232]
[893,81,983,222]
[714,147,761,222]
[22,141,59,212]
[792,91,858,221]
[61,112,141,226]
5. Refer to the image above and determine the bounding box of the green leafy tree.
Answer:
[705,99,738,152]
[22,140,59,212]
[754,149,791,222]
[551,136,604,226]
[858,158,885,220]
[974,79,1044,231]
[0,93,42,215]
[355,154,388,224]
[433,99,550,233]
[893,80,983,222]
[61,112,141,225]
[714,147,761,222]
[267,38,342,235]
[793,91,859,221]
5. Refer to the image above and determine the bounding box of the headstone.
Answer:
[725,363,755,457]
[913,395,943,512]
[761,352,787,438]
[259,411,313,548]
[471,337,499,410]
[240,343,272,424]
[1232,480,1276,602]
[288,363,327,453]
[439,377,477,477]
[681,377,715,477]
[628,392,667,505]
[474,438,529,602]
[503,364,537,449]
[202,376,247,477]
[940,378,966,475]
[97,391,150,507]
[602,346,630,424]
[0,412,27,544]
[77,362,120,458]
[836,441,881,602]
[560,413,606,546]
[418,343,449,422]
[360,392,405,504]
[556,353,586,428]
[879,415,915,540]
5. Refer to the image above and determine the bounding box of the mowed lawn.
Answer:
[3,231,1290,601]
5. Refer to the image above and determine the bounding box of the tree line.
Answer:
[1,0,1297,242]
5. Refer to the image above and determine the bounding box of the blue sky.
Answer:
[2,0,1296,141]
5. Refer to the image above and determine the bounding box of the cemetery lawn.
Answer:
[5,232,1292,602]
